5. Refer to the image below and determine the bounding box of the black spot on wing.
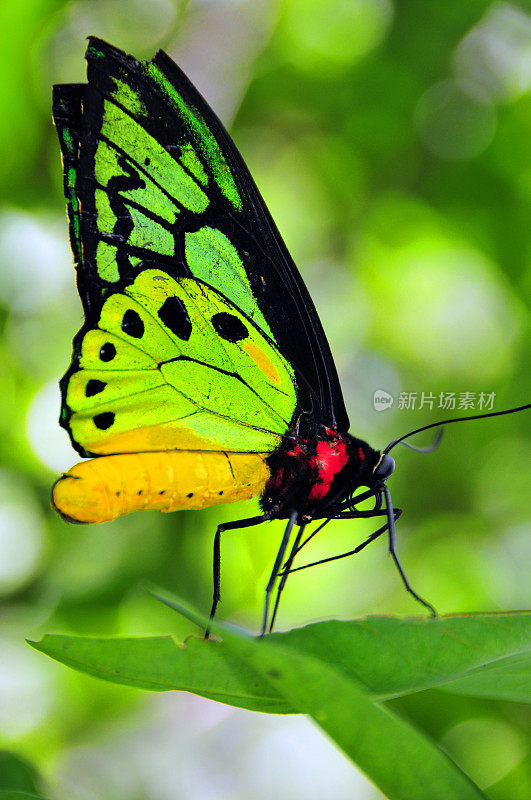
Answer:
[211,312,248,342]
[158,296,192,341]
[94,412,115,430]
[121,308,144,338]
[99,343,116,361]
[86,379,106,397]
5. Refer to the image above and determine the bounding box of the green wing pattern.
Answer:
[65,269,296,454]
[69,38,247,296]
[54,39,297,456]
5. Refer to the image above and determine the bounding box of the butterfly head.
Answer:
[372,452,395,483]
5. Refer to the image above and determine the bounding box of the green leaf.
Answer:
[220,626,486,800]
[440,652,530,703]
[29,599,531,800]
[274,612,531,701]
[29,633,292,713]
[29,608,531,710]
[31,607,507,800]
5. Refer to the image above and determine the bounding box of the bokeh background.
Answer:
[0,0,529,798]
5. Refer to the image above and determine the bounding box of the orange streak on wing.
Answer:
[243,340,281,386]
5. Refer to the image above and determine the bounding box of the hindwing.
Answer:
[63,269,297,455]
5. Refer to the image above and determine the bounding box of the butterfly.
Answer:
[51,38,528,634]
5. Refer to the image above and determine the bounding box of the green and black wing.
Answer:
[53,38,349,457]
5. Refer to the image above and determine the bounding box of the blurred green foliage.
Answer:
[0,1,529,798]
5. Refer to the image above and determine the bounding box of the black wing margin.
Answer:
[52,37,350,435]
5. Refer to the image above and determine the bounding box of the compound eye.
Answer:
[373,453,395,482]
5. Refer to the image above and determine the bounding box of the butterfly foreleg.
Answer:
[279,507,402,576]
[382,485,437,616]
[207,513,268,638]
[335,486,382,515]
[284,491,383,563]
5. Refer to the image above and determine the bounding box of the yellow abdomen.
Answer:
[52,451,270,524]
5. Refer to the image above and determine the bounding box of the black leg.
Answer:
[268,523,307,633]
[293,491,383,557]
[293,517,332,556]
[261,510,298,636]
[206,514,268,638]
[280,509,402,575]
[334,486,381,514]
[382,485,436,616]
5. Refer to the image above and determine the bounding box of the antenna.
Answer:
[384,404,530,454]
